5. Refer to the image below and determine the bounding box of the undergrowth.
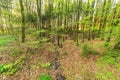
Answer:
[33,62,51,69]
[0,35,15,46]
[38,74,53,80]
[96,50,120,80]
[0,56,24,75]
[81,44,99,57]
[0,63,19,75]
[98,50,120,65]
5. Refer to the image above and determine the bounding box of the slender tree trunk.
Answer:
[57,2,60,46]
[60,1,63,47]
[19,0,25,42]
[92,0,99,40]
[36,0,41,30]
[76,0,81,45]
[89,0,95,40]
[63,0,67,42]
[87,0,91,40]
[82,23,85,42]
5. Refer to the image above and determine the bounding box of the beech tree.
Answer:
[0,0,120,48]
[19,0,25,42]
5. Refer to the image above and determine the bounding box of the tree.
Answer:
[19,0,25,42]
[36,0,42,31]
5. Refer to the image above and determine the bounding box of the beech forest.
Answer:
[0,0,120,80]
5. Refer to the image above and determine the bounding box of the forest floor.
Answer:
[0,35,120,80]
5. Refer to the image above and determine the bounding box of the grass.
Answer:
[0,35,15,46]
[38,74,53,80]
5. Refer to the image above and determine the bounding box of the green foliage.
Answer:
[81,44,99,57]
[104,42,110,47]
[96,50,120,80]
[26,13,37,23]
[0,63,19,75]
[0,35,15,46]
[0,56,23,75]
[39,38,50,43]
[115,27,120,42]
[95,68,116,80]
[99,56,116,65]
[98,50,120,65]
[36,29,47,34]
[41,62,51,69]
[38,74,53,80]
[33,62,51,69]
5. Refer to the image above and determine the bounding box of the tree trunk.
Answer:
[19,0,25,42]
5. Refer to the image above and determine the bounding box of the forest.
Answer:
[0,0,120,80]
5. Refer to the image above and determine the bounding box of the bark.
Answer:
[19,0,25,42]
[36,0,41,30]
[76,0,81,45]
[57,1,60,47]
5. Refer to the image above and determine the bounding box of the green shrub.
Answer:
[81,44,89,56]
[38,74,53,80]
[0,63,19,75]
[81,44,98,57]
[0,57,23,75]
[104,42,110,47]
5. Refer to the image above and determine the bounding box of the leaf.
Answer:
[36,29,47,34]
